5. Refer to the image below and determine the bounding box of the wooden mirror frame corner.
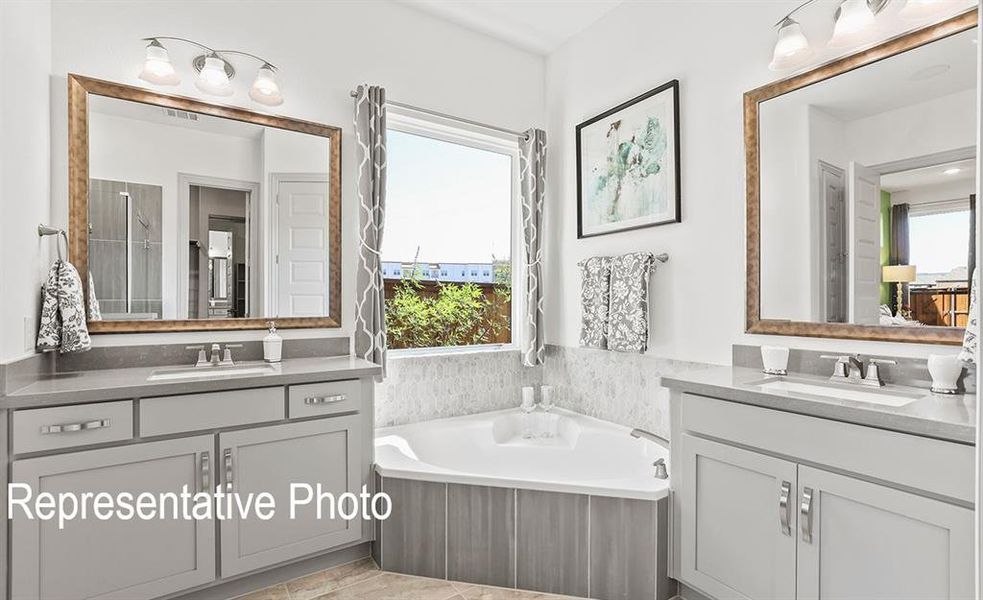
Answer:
[744,9,977,345]
[68,74,342,333]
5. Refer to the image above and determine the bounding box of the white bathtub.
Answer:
[374,408,670,501]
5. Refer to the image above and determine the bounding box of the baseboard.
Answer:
[169,542,371,600]
[673,582,715,600]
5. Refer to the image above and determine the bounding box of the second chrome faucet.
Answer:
[820,354,897,387]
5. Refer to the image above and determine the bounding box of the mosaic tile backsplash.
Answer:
[375,344,714,439]
[544,345,713,439]
[374,349,543,427]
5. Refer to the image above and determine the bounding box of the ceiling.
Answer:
[396,0,623,55]
[881,158,976,193]
[90,94,266,139]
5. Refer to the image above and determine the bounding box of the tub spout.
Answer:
[629,428,670,450]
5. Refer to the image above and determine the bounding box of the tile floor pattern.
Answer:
[234,558,580,600]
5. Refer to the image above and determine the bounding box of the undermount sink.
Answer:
[753,378,924,407]
[147,363,279,382]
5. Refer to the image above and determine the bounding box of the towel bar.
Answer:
[38,224,69,261]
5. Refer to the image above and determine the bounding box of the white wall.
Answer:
[89,112,263,319]
[40,0,544,349]
[0,0,52,362]
[545,0,977,365]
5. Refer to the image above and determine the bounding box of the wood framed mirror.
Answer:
[745,9,977,345]
[68,74,342,333]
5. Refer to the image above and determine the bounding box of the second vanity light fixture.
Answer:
[138,36,284,106]
[770,0,959,71]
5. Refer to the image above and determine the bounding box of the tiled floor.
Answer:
[235,557,579,600]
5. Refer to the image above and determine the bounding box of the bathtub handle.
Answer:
[801,486,814,543]
[305,394,346,405]
[779,480,792,536]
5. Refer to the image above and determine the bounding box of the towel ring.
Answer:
[38,224,69,261]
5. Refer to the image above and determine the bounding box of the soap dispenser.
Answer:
[264,321,282,363]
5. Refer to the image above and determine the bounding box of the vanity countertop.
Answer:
[0,355,381,409]
[662,365,976,445]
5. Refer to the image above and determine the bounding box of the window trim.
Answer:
[385,105,525,357]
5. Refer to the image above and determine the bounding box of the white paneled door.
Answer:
[847,161,882,325]
[275,177,330,317]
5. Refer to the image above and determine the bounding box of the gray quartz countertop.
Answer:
[0,356,381,409]
[662,365,976,444]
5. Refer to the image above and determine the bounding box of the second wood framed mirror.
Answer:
[68,74,342,333]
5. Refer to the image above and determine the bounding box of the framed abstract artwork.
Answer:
[576,80,681,238]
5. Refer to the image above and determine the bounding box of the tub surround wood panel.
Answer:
[590,496,674,600]
[376,475,667,600]
[515,490,589,597]
[380,478,447,579]
[446,483,515,588]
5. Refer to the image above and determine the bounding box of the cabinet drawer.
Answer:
[289,380,361,419]
[141,387,285,437]
[13,401,133,454]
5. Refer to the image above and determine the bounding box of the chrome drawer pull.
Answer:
[779,480,792,536]
[224,448,234,493]
[200,451,210,492]
[40,418,111,435]
[305,394,346,405]
[801,487,814,543]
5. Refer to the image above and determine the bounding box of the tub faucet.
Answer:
[629,428,670,450]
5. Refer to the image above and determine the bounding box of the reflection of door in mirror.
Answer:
[274,176,330,317]
[818,162,847,323]
[87,179,163,320]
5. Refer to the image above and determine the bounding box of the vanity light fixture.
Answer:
[768,0,892,70]
[138,39,180,85]
[828,0,879,48]
[138,36,283,106]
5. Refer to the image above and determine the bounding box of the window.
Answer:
[382,110,518,351]
[909,207,970,285]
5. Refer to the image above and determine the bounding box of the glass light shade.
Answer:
[899,0,952,20]
[249,65,284,106]
[195,55,233,96]
[138,42,180,86]
[828,0,877,49]
[769,18,812,71]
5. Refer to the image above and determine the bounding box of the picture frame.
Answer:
[576,80,681,239]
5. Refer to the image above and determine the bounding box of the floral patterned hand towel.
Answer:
[607,252,655,353]
[36,259,92,354]
[960,268,977,363]
[578,256,612,349]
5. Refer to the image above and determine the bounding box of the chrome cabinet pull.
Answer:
[801,487,814,543]
[305,394,346,405]
[779,481,792,536]
[224,448,234,493]
[200,451,210,492]
[40,418,111,435]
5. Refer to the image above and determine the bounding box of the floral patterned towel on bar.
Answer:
[607,252,655,353]
[578,256,612,349]
[36,259,91,354]
[960,268,977,363]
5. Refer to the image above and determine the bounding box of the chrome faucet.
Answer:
[629,428,670,449]
[187,344,244,368]
[820,355,897,387]
[209,343,222,365]
[821,354,863,383]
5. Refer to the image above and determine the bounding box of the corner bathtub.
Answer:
[372,408,674,598]
[375,408,670,501]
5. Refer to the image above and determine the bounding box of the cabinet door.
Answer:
[11,436,215,600]
[678,434,797,600]
[219,416,362,577]
[796,465,973,600]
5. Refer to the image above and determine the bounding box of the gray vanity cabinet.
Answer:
[219,415,363,577]
[678,434,797,600]
[795,465,973,600]
[10,436,215,600]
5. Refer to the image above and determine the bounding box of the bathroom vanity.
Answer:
[664,367,975,600]
[0,352,379,600]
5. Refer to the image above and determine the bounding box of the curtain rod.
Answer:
[350,89,529,140]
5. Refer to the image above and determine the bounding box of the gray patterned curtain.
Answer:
[353,84,387,376]
[889,203,910,314]
[520,128,546,367]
